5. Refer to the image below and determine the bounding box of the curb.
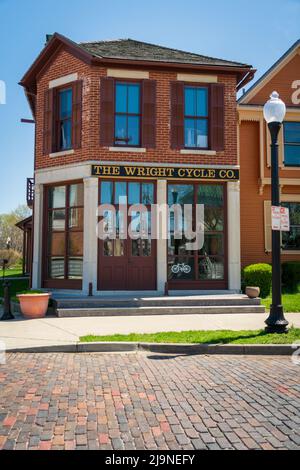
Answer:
[6,342,295,355]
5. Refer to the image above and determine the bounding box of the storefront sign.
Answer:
[272,206,290,231]
[91,164,239,181]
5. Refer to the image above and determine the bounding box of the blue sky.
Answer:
[0,0,299,214]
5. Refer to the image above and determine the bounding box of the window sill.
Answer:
[180,149,217,155]
[282,250,300,255]
[49,149,75,158]
[109,147,146,153]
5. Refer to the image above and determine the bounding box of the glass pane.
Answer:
[49,209,65,231]
[142,239,151,256]
[130,211,141,233]
[168,235,194,256]
[288,203,300,225]
[101,181,113,204]
[114,239,125,256]
[168,257,195,280]
[284,122,300,144]
[199,256,224,280]
[68,257,83,279]
[282,227,300,250]
[115,83,127,113]
[48,257,64,279]
[69,183,83,207]
[199,234,224,256]
[68,232,83,256]
[49,186,66,209]
[115,115,127,145]
[196,88,208,116]
[59,89,72,119]
[60,119,72,150]
[184,118,196,147]
[128,183,140,204]
[142,183,154,204]
[102,210,114,235]
[204,207,224,231]
[128,84,140,114]
[168,185,194,205]
[195,119,208,148]
[132,239,141,256]
[48,232,65,256]
[104,240,113,256]
[128,116,140,145]
[198,185,224,206]
[115,182,127,204]
[284,145,300,166]
[69,208,83,230]
[184,87,195,116]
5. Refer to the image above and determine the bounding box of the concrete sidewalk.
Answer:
[0,309,300,350]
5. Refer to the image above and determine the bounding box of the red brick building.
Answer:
[238,40,300,268]
[20,33,254,294]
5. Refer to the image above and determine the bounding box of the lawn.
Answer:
[262,292,300,312]
[0,266,25,278]
[80,327,300,345]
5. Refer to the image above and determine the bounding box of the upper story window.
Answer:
[43,80,82,156]
[57,88,72,151]
[284,121,300,166]
[115,82,141,146]
[184,86,208,149]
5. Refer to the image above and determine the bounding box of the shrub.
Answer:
[0,249,21,269]
[282,261,300,293]
[243,263,272,298]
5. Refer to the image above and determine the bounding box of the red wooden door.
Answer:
[98,180,156,291]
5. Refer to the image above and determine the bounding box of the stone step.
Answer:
[56,305,266,318]
[55,295,261,309]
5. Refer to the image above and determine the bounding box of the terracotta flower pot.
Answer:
[17,293,51,319]
[245,286,260,299]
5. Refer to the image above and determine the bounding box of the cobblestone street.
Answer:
[0,353,299,450]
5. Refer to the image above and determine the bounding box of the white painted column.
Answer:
[227,181,241,292]
[31,183,43,289]
[82,177,99,294]
[156,179,167,293]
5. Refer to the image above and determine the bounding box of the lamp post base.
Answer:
[265,304,289,333]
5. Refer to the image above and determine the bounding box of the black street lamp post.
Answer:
[263,92,289,333]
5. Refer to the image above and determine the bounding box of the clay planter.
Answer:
[245,286,260,299]
[17,293,51,319]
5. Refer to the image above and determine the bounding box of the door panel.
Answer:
[98,180,156,290]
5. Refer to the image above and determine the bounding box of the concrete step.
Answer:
[55,295,261,309]
[56,305,266,318]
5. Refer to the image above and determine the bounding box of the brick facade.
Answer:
[35,47,238,171]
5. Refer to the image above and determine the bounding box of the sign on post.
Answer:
[271,206,290,231]
[280,206,290,232]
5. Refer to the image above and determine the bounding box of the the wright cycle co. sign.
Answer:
[91,164,240,181]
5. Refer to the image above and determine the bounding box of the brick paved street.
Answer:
[0,353,299,450]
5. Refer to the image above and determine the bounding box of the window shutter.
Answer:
[72,80,83,149]
[170,81,184,149]
[264,200,272,253]
[100,77,115,146]
[142,80,156,148]
[43,89,54,155]
[210,83,225,151]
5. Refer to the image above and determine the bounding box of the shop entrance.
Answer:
[167,182,228,290]
[98,180,156,290]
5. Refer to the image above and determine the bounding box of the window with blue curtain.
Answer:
[284,122,300,166]
[184,86,208,149]
[59,88,72,150]
[115,82,141,146]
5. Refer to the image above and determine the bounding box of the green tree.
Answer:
[0,204,31,253]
